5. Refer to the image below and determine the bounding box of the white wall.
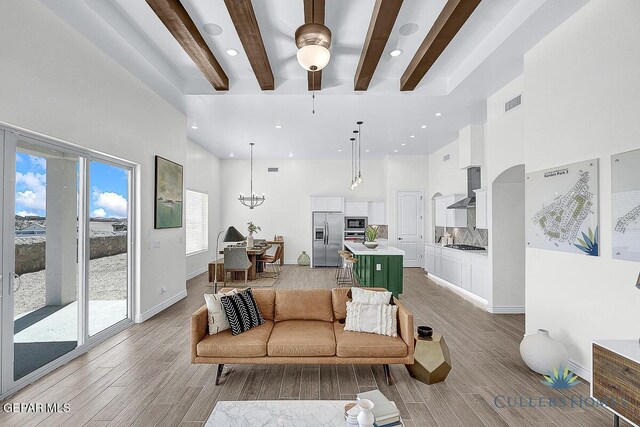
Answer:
[186,141,221,280]
[523,0,640,373]
[0,0,187,318]
[220,159,387,264]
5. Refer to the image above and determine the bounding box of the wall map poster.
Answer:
[612,149,640,262]
[525,159,599,256]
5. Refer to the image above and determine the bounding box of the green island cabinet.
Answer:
[352,254,403,297]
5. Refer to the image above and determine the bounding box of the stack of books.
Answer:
[356,389,402,427]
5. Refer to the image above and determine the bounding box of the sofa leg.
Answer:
[383,364,393,386]
[215,364,224,385]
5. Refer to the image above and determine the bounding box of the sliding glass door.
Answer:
[1,128,134,396]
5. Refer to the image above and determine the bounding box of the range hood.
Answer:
[447,167,481,209]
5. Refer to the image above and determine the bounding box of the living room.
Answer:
[0,0,639,426]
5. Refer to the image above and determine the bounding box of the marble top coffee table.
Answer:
[206,400,352,426]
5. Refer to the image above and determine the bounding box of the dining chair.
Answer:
[223,247,252,285]
[259,245,283,279]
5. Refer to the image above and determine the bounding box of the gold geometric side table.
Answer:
[406,333,452,384]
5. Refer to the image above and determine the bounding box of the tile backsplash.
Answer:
[435,208,488,247]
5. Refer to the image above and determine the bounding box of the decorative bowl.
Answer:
[417,326,433,338]
[363,241,379,249]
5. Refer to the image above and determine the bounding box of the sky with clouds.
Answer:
[15,154,128,219]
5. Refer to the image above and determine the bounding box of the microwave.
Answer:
[344,216,368,231]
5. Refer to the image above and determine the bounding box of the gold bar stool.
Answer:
[346,256,359,287]
[336,251,353,285]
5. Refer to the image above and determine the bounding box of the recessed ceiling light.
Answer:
[421,125,427,129]
[338,149,343,152]
[203,23,223,36]
[390,49,403,57]
[410,135,415,138]
[393,149,398,153]
[275,124,283,129]
[229,153,234,157]
[365,149,370,152]
[226,49,239,57]
[435,112,442,117]
[401,143,406,146]
[398,23,419,36]
[190,124,198,130]
[289,152,294,158]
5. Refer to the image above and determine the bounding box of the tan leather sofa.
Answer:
[191,288,414,385]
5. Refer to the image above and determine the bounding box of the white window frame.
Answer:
[185,189,209,256]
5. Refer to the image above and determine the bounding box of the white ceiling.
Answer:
[41,0,589,159]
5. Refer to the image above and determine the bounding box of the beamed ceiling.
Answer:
[41,0,589,159]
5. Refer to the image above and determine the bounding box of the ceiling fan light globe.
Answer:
[297,45,330,71]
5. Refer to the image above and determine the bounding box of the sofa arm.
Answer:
[394,298,414,361]
[191,305,208,363]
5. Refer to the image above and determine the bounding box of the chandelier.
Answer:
[238,143,265,209]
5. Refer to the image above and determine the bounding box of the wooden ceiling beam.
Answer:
[304,0,325,91]
[400,0,481,91]
[146,0,229,91]
[224,0,274,90]
[354,0,404,91]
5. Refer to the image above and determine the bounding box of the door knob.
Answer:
[398,237,403,240]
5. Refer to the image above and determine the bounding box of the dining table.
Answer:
[209,244,273,282]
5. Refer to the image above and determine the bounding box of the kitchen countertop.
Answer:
[425,242,488,256]
[344,241,405,256]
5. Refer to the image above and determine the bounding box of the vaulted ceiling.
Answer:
[41,0,588,159]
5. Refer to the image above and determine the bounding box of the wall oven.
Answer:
[344,216,368,231]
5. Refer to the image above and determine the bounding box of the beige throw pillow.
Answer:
[351,287,393,305]
[204,289,238,335]
[344,301,398,337]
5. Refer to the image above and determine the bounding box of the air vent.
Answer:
[267,167,279,173]
[505,94,522,112]
[443,154,450,162]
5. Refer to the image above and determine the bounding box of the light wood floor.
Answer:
[0,266,625,426]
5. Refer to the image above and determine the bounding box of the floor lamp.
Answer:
[213,226,246,293]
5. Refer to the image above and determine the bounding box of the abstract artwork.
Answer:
[525,159,599,256]
[612,149,640,262]
[155,156,183,229]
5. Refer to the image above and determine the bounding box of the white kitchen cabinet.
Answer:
[441,248,462,285]
[471,257,488,299]
[460,253,471,291]
[445,194,468,228]
[474,189,488,229]
[367,201,386,225]
[425,244,488,301]
[345,201,368,216]
[311,196,344,212]
[434,197,447,227]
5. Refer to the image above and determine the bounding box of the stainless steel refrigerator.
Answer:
[313,212,343,267]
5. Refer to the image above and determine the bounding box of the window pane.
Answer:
[89,161,129,336]
[186,190,208,255]
[14,141,79,380]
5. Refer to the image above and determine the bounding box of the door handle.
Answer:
[398,237,403,240]
[325,222,329,245]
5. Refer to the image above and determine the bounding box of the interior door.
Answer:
[396,190,423,267]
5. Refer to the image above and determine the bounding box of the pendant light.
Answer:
[238,143,265,209]
[356,121,363,183]
[350,137,356,190]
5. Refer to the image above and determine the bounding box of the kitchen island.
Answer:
[343,242,405,297]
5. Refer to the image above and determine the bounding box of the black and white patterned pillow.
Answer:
[220,288,265,335]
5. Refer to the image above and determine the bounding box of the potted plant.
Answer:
[364,225,379,249]
[246,222,261,248]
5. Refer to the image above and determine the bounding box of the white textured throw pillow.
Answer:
[351,287,392,305]
[344,301,398,337]
[204,289,238,335]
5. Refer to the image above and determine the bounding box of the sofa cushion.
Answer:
[220,288,265,335]
[268,320,335,357]
[197,320,274,358]
[252,289,276,320]
[274,289,333,322]
[334,322,407,358]
[331,287,391,321]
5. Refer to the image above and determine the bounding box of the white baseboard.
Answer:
[488,305,526,314]
[186,266,207,280]
[427,273,489,310]
[135,289,188,323]
[568,358,591,382]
